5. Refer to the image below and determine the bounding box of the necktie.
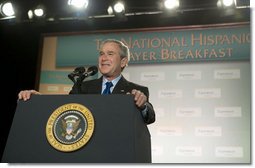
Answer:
[102,82,113,94]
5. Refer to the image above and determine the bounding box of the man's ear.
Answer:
[121,57,128,68]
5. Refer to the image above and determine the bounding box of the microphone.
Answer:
[68,66,85,79]
[68,65,98,83]
[84,66,98,77]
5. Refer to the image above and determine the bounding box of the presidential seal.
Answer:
[46,103,94,152]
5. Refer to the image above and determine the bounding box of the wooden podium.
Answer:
[2,95,151,163]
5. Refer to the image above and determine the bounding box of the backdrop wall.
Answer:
[37,23,250,163]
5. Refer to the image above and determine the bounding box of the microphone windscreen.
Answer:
[74,67,86,74]
[88,66,98,76]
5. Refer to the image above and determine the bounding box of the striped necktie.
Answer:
[102,82,113,94]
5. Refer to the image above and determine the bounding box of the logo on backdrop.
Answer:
[46,103,94,152]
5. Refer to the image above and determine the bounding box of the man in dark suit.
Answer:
[18,39,155,124]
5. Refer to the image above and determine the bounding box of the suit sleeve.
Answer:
[140,87,156,124]
[143,102,155,124]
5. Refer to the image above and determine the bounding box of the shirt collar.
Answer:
[102,75,122,88]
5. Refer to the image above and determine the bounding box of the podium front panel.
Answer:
[2,95,151,163]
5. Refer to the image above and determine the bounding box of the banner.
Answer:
[56,24,250,66]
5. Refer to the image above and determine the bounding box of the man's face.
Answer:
[98,42,127,80]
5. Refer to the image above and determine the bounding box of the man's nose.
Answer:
[101,54,108,60]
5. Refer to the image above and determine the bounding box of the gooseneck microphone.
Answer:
[68,66,85,79]
[68,66,98,83]
[84,66,98,77]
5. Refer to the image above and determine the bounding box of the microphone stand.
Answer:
[68,72,86,94]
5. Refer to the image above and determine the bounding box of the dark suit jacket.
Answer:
[69,76,155,124]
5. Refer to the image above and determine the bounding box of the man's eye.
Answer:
[108,52,114,55]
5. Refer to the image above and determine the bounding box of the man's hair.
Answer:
[100,39,130,64]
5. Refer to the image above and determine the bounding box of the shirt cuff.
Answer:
[141,102,148,118]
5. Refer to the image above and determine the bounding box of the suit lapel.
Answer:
[112,76,130,94]
[88,77,103,94]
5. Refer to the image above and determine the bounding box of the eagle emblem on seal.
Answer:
[61,115,82,140]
